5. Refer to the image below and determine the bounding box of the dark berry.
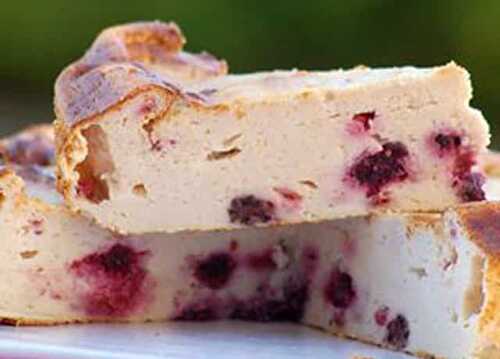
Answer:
[348,142,409,197]
[324,269,356,309]
[385,314,410,350]
[246,249,276,271]
[231,281,308,322]
[228,195,276,225]
[69,243,150,316]
[431,132,485,202]
[229,240,239,252]
[99,244,136,274]
[194,252,237,290]
[352,111,376,131]
[451,151,485,202]
[456,172,485,202]
[374,306,390,326]
[453,151,476,178]
[434,133,461,152]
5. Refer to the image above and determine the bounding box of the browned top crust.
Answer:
[456,201,500,257]
[54,21,227,127]
[0,124,54,166]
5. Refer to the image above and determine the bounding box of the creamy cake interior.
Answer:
[54,22,490,235]
[1,125,500,358]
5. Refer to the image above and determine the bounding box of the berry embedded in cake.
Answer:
[1,19,497,359]
[54,22,489,235]
[1,125,500,358]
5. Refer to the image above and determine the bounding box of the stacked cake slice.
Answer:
[55,23,489,234]
[2,20,498,358]
[2,124,500,358]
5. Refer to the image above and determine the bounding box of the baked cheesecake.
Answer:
[54,22,490,235]
[1,125,499,358]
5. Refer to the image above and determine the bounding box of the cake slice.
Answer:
[54,21,490,235]
[1,125,500,358]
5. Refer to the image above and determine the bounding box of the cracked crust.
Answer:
[54,21,227,128]
[53,21,228,207]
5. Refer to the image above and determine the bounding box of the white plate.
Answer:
[0,322,410,359]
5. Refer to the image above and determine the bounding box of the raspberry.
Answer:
[324,269,356,309]
[434,133,461,152]
[228,195,276,225]
[385,314,410,350]
[230,281,308,322]
[431,131,485,202]
[348,142,409,198]
[455,172,485,202]
[352,111,375,131]
[246,248,276,271]
[450,148,485,202]
[374,306,390,326]
[69,243,151,316]
[194,252,237,290]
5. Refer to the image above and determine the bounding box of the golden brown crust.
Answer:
[0,317,80,326]
[404,212,444,239]
[477,257,500,352]
[479,258,500,343]
[54,21,227,128]
[455,201,500,257]
[450,200,500,354]
[0,316,157,326]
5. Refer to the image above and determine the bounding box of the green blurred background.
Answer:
[1,1,499,146]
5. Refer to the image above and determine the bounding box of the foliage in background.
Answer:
[0,0,499,146]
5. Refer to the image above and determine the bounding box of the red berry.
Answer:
[69,243,151,316]
[324,269,356,309]
[352,111,376,131]
[194,252,237,290]
[228,195,276,225]
[385,314,410,350]
[348,142,409,198]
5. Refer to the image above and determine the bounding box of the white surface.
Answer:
[0,322,410,359]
